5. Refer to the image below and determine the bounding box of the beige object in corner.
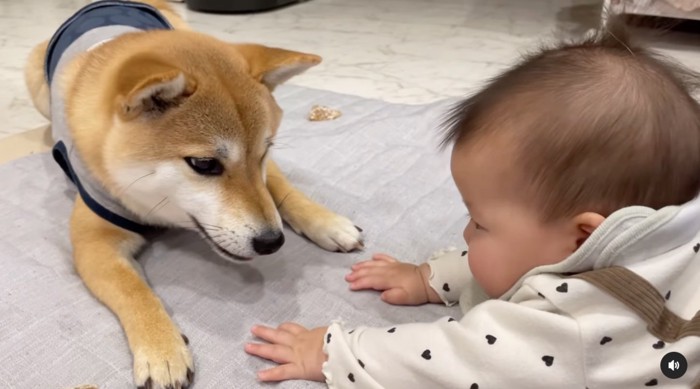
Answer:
[664,0,700,12]
[605,0,700,20]
[0,125,52,165]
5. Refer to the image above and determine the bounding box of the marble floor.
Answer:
[0,0,699,154]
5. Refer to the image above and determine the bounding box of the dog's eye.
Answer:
[185,157,224,176]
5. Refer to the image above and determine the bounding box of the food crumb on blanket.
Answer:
[308,105,342,121]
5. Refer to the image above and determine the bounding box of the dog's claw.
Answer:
[138,377,153,389]
[355,225,363,232]
[181,334,189,345]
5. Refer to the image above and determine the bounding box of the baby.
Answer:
[245,20,700,388]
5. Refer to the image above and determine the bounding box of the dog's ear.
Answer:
[232,44,321,90]
[116,56,197,120]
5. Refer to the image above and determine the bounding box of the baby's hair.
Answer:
[441,17,700,220]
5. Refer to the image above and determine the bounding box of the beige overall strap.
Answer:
[572,266,700,343]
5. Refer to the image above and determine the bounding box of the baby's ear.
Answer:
[573,212,605,247]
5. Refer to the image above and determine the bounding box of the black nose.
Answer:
[252,230,285,255]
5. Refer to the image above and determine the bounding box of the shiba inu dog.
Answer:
[24,1,363,387]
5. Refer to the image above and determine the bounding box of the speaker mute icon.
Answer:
[661,352,687,379]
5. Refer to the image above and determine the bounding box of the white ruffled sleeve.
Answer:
[321,287,585,388]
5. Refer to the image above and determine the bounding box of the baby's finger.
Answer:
[244,343,294,364]
[349,274,391,291]
[251,325,294,345]
[350,260,372,271]
[351,259,388,270]
[278,322,305,335]
[257,363,301,382]
[372,253,397,263]
[345,266,386,282]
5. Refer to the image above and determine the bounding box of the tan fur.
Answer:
[24,2,362,388]
[24,41,50,119]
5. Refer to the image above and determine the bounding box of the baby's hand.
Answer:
[245,323,327,382]
[345,253,441,305]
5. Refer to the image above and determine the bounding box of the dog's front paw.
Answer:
[293,208,364,253]
[133,330,194,389]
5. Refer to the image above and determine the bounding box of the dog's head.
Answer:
[100,32,321,261]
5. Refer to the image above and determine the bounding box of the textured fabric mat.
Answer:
[0,85,466,388]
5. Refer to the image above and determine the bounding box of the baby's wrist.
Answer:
[418,263,442,304]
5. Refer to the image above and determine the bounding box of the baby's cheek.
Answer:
[462,223,472,244]
[467,251,495,296]
[468,248,514,298]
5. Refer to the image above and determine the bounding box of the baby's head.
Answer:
[443,21,700,297]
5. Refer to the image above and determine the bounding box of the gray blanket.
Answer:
[0,86,466,388]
